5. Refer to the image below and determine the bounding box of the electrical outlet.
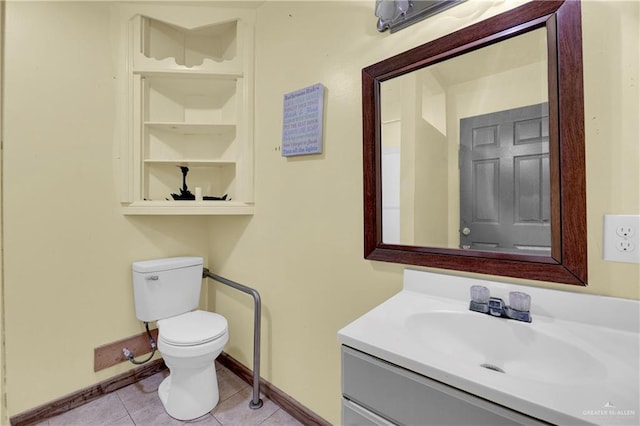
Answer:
[616,239,634,252]
[616,226,634,238]
[603,215,640,263]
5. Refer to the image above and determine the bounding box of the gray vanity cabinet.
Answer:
[341,346,549,426]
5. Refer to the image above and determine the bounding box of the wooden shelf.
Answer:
[144,122,235,135]
[121,200,254,216]
[143,159,235,166]
[134,68,242,80]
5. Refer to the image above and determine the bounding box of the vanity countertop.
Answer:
[338,270,639,426]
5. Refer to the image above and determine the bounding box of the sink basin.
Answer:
[405,311,606,384]
[339,269,640,425]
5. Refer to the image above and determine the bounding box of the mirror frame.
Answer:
[363,0,587,285]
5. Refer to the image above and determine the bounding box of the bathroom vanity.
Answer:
[342,346,547,425]
[338,270,640,426]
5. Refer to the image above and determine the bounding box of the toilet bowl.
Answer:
[131,257,229,421]
[157,310,229,420]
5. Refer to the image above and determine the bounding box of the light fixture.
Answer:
[375,0,468,33]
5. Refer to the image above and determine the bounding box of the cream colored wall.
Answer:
[0,0,6,423]
[413,93,448,247]
[2,1,210,416]
[583,0,640,297]
[399,74,417,243]
[207,0,639,424]
[399,73,449,247]
[413,118,448,247]
[0,0,638,424]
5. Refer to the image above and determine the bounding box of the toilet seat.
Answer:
[158,310,227,346]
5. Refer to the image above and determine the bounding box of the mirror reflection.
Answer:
[380,28,550,255]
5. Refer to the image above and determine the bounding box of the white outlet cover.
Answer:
[603,214,640,263]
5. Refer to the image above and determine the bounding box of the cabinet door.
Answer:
[342,399,395,426]
[342,346,549,426]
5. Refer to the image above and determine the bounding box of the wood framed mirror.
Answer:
[363,0,587,285]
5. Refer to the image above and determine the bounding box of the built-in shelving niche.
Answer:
[121,11,254,215]
[133,16,242,76]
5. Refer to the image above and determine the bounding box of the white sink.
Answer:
[338,269,640,425]
[405,310,606,384]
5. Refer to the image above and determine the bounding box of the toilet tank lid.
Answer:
[132,257,203,273]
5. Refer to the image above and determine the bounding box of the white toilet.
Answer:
[132,257,228,421]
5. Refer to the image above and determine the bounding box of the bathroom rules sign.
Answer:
[281,83,325,156]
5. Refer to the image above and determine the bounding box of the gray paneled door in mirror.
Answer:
[459,103,550,254]
[363,0,587,285]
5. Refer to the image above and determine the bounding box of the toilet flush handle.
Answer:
[146,275,159,281]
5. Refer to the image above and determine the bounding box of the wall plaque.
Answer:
[282,83,325,157]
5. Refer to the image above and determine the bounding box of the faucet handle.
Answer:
[470,285,490,304]
[469,285,490,314]
[509,291,531,312]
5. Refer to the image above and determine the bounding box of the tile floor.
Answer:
[34,363,303,426]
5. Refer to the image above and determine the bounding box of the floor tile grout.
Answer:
[38,364,301,426]
[40,364,302,426]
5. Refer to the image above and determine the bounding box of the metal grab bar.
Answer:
[203,268,263,409]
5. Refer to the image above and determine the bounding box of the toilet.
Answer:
[132,257,228,421]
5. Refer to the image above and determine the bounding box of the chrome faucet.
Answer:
[469,285,532,323]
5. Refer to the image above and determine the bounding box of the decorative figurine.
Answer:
[170,166,228,201]
[171,166,195,200]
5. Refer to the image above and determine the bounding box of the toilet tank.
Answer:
[132,257,204,322]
